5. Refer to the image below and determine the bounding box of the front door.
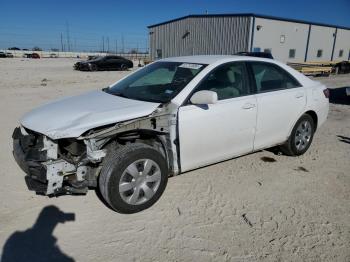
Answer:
[178,62,257,172]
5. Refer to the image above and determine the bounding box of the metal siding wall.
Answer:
[149,16,251,59]
[307,25,336,61]
[252,18,309,63]
[333,29,350,61]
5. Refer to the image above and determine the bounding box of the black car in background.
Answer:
[235,51,274,59]
[0,52,7,58]
[74,55,133,71]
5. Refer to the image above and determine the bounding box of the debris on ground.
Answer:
[294,166,310,172]
[260,156,277,162]
[242,213,253,227]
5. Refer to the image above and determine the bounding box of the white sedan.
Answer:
[13,55,329,213]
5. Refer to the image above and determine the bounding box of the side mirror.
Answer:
[190,90,218,105]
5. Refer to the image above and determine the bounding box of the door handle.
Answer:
[242,103,256,109]
[295,93,304,98]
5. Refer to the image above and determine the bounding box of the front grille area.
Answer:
[12,127,48,194]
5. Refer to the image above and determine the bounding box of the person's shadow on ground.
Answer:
[1,205,75,262]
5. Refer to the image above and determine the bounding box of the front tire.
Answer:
[280,114,315,156]
[98,143,168,213]
[89,63,98,71]
[120,64,128,71]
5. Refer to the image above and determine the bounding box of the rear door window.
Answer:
[249,62,301,93]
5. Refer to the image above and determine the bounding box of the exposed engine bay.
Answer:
[12,105,179,197]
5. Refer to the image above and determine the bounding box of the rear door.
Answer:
[178,62,257,172]
[110,56,123,70]
[248,62,307,150]
[98,57,110,69]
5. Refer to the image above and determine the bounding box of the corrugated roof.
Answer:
[147,13,350,30]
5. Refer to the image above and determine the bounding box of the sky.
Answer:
[0,0,349,52]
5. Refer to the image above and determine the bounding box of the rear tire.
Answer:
[280,114,315,156]
[98,143,168,213]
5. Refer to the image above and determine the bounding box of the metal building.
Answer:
[148,13,350,63]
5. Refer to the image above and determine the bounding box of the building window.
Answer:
[339,49,344,57]
[280,35,285,43]
[156,49,162,59]
[289,49,296,58]
[317,49,323,58]
[264,48,272,54]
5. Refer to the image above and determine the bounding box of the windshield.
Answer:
[105,61,207,103]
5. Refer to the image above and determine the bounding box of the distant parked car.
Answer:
[74,55,133,71]
[0,52,7,58]
[23,53,40,59]
[235,51,274,59]
[6,52,14,58]
[50,53,58,58]
[32,53,40,59]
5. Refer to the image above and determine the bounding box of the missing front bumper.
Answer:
[12,127,89,196]
[12,128,47,194]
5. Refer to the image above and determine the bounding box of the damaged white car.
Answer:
[13,55,329,213]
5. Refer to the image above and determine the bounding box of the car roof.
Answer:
[160,55,275,65]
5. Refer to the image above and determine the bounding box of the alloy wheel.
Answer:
[294,120,312,151]
[119,159,161,205]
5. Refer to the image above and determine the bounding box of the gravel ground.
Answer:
[0,58,349,262]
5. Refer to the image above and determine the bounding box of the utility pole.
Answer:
[66,22,71,52]
[121,34,124,54]
[136,42,139,59]
[60,33,64,52]
[107,37,109,53]
[115,39,118,55]
[102,36,105,53]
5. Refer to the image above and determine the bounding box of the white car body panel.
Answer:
[179,95,257,172]
[253,86,307,150]
[20,90,160,139]
[309,83,329,128]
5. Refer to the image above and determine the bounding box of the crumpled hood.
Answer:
[20,90,160,139]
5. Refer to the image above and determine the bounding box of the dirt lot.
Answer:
[0,58,349,262]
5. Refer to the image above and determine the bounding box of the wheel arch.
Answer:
[285,110,319,143]
[304,110,318,131]
[102,129,172,172]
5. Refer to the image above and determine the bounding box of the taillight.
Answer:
[323,88,330,98]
